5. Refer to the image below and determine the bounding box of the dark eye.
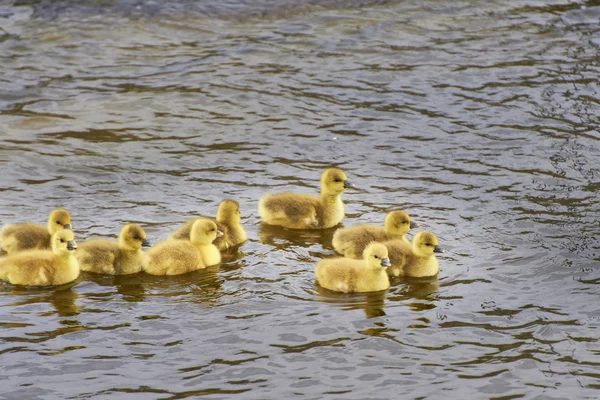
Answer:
[60,239,65,243]
[333,178,342,183]
[133,235,140,240]
[56,221,61,224]
[211,228,215,231]
[425,243,432,247]
[403,221,408,224]
[374,255,379,259]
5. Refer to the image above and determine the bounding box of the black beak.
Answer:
[434,245,444,253]
[381,258,391,267]
[63,224,71,230]
[141,239,151,247]
[67,241,77,250]
[409,221,419,229]
[343,180,356,189]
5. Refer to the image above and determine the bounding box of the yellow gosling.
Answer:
[143,219,222,276]
[76,224,151,275]
[0,229,79,286]
[384,231,444,278]
[315,242,391,293]
[259,168,355,229]
[170,200,247,250]
[332,210,418,258]
[0,209,72,255]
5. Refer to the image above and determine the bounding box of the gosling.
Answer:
[332,210,418,258]
[0,229,79,286]
[315,242,391,293]
[143,219,222,276]
[76,224,151,275]
[0,208,72,255]
[384,231,444,278]
[259,168,355,229]
[170,199,247,250]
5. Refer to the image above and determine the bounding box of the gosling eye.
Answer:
[56,221,61,224]
[333,178,342,183]
[133,235,140,240]
[374,255,379,259]
[425,243,432,247]
[60,239,65,243]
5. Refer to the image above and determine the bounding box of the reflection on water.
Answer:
[2,0,600,398]
[258,222,338,251]
[313,285,388,318]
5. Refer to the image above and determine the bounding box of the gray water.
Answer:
[1,0,600,398]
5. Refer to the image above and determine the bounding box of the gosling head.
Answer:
[320,168,355,196]
[47,209,72,234]
[384,210,419,236]
[363,242,391,269]
[190,219,223,245]
[412,231,444,258]
[119,223,151,251]
[216,200,241,225]
[51,229,77,256]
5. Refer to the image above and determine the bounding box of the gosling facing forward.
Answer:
[0,229,79,286]
[143,219,222,276]
[315,242,391,293]
[76,224,151,275]
[384,231,444,278]
[0,209,72,255]
[332,210,418,259]
[170,200,247,250]
[259,168,355,229]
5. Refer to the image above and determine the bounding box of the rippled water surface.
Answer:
[1,0,600,398]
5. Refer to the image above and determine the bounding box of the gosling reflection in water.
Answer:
[388,275,440,311]
[82,273,147,303]
[258,223,338,251]
[82,266,223,307]
[5,287,81,317]
[314,286,387,318]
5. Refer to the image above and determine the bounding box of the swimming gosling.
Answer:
[0,229,79,286]
[332,210,418,258]
[259,168,355,229]
[315,242,391,293]
[170,200,247,250]
[143,219,222,276]
[384,231,444,278]
[76,224,151,275]
[0,208,72,255]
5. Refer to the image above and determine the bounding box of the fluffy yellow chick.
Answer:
[0,229,79,286]
[259,168,355,229]
[332,210,418,258]
[315,242,391,293]
[76,224,151,275]
[170,200,247,250]
[0,208,72,254]
[143,219,222,276]
[384,231,444,278]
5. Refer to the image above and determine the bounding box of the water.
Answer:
[1,0,600,398]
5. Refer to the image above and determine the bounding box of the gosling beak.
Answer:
[434,245,444,253]
[63,224,71,230]
[67,241,77,250]
[141,239,151,247]
[409,221,419,229]
[216,230,224,238]
[381,258,391,267]
[343,180,356,189]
